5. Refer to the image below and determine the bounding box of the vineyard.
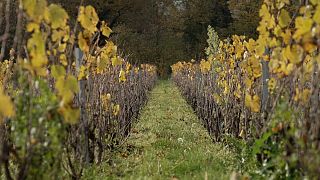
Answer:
[0,0,320,179]
[172,0,320,178]
[0,0,157,179]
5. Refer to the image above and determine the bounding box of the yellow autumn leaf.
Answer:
[303,58,314,74]
[27,32,48,71]
[255,38,267,56]
[294,88,311,104]
[281,29,292,45]
[65,75,79,94]
[259,4,269,18]
[55,75,79,104]
[244,78,253,89]
[268,15,276,30]
[234,84,242,99]
[101,93,112,110]
[58,105,79,124]
[134,67,139,74]
[119,69,126,82]
[223,85,230,95]
[294,88,300,102]
[112,104,120,116]
[245,94,260,113]
[301,89,311,104]
[251,95,261,113]
[239,129,245,139]
[279,9,291,28]
[56,77,73,104]
[101,21,112,37]
[310,0,320,5]
[211,93,220,104]
[303,42,317,53]
[244,39,256,52]
[0,88,15,121]
[78,6,99,34]
[245,94,251,109]
[22,0,47,22]
[27,22,40,32]
[112,56,123,66]
[107,41,117,54]
[78,32,89,53]
[58,43,67,53]
[51,65,66,79]
[274,25,282,37]
[96,56,109,73]
[313,5,320,24]
[268,78,276,91]
[101,93,111,102]
[31,53,48,68]
[125,62,131,73]
[293,17,313,40]
[45,4,69,29]
[78,65,87,80]
[279,62,295,76]
[52,30,64,42]
[282,45,303,64]
[59,54,68,66]
[200,60,211,73]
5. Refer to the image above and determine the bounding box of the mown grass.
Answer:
[83,80,240,179]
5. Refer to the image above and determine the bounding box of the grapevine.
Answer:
[0,0,157,179]
[172,0,320,177]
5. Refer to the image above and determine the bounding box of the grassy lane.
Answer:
[85,80,238,179]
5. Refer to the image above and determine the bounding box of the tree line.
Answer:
[1,0,264,75]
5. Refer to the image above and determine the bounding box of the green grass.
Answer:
[83,80,239,179]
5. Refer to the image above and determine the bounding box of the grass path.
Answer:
[85,80,239,179]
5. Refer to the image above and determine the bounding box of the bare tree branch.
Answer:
[0,0,10,61]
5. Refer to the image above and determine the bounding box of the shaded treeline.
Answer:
[1,0,264,76]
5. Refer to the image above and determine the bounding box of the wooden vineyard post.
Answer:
[261,48,270,121]
[74,48,90,164]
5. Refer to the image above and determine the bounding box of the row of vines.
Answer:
[172,0,320,178]
[0,0,157,179]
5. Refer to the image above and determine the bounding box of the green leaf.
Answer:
[45,4,69,29]
[51,65,66,79]
[252,132,272,155]
[279,9,291,28]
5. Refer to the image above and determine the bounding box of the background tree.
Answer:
[2,0,268,76]
[182,0,232,60]
[227,0,263,38]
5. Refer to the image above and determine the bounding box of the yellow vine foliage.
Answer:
[78,6,99,34]
[0,87,15,123]
[20,1,134,124]
[172,0,320,112]
[0,59,14,124]
[119,69,127,82]
[0,0,155,125]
